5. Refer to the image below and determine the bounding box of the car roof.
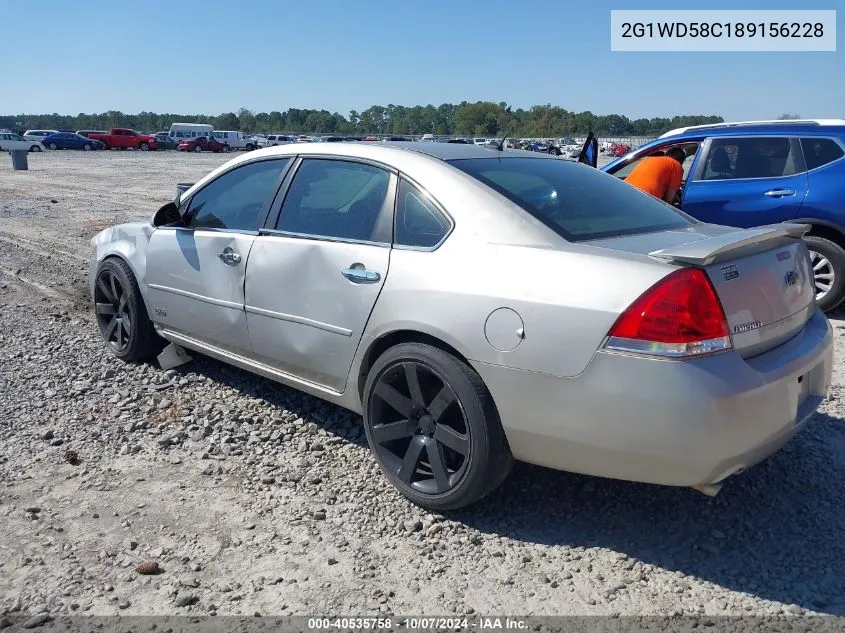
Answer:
[227,140,558,164]
[660,119,845,139]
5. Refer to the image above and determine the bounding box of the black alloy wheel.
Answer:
[369,360,470,495]
[363,343,513,510]
[93,258,161,361]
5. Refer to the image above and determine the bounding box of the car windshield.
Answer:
[449,157,692,242]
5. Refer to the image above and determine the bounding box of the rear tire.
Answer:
[804,235,845,312]
[194,145,202,153]
[94,258,162,362]
[362,342,513,510]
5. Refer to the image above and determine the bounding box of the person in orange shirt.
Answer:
[624,147,687,203]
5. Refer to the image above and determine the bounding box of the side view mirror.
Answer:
[152,201,182,227]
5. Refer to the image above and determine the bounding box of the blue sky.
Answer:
[0,0,841,120]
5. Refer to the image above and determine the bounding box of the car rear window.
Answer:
[448,157,692,242]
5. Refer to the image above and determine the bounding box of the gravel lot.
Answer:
[1,150,844,619]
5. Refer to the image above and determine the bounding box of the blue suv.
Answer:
[601,120,845,312]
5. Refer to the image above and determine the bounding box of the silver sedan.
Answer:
[89,142,833,510]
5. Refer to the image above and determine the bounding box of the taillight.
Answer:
[604,268,731,358]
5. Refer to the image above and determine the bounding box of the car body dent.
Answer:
[89,221,154,313]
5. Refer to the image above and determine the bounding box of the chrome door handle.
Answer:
[217,250,241,265]
[764,188,796,197]
[342,266,380,283]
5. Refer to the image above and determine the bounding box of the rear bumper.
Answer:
[475,307,833,487]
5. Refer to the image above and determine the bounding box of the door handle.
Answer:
[764,188,796,198]
[217,249,242,265]
[342,266,380,283]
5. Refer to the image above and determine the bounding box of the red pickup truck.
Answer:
[88,128,158,151]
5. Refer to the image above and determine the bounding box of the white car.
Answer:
[23,130,57,143]
[0,132,44,152]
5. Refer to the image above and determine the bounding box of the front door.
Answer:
[145,157,291,355]
[681,136,809,228]
[244,158,395,392]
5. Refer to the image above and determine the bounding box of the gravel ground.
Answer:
[1,150,844,619]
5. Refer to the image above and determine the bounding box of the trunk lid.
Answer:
[594,222,815,357]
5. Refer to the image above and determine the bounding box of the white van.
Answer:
[212,131,256,151]
[168,123,214,141]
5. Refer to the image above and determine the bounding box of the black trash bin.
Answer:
[11,149,28,170]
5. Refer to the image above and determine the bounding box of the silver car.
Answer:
[89,142,833,510]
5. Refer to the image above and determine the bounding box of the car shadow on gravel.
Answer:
[453,411,845,615]
[170,354,370,449]
[167,352,845,614]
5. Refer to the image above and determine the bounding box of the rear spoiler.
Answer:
[649,223,810,266]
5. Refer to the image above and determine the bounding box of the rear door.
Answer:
[244,157,395,392]
[145,157,291,355]
[681,136,809,227]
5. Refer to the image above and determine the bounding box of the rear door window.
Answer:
[449,157,691,242]
[801,138,844,170]
[275,159,391,242]
[700,137,800,180]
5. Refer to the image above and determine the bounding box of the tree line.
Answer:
[1,102,724,137]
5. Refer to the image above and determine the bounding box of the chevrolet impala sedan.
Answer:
[89,142,833,510]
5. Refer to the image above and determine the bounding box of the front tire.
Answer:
[804,235,845,312]
[245,143,255,151]
[362,343,513,511]
[139,142,150,151]
[49,142,57,150]
[30,145,42,152]
[83,143,92,151]
[94,258,162,362]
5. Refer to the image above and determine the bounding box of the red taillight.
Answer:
[605,268,731,357]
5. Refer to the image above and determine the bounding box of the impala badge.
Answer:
[733,320,763,334]
[784,270,798,287]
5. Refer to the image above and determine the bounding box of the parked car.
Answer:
[42,132,105,151]
[0,131,44,152]
[212,131,257,151]
[88,128,158,151]
[264,135,296,147]
[89,142,832,510]
[601,119,845,311]
[23,130,58,142]
[177,136,227,153]
[149,133,178,150]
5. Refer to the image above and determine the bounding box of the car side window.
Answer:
[276,159,391,242]
[187,159,289,231]
[395,179,451,248]
[801,138,844,170]
[701,137,798,180]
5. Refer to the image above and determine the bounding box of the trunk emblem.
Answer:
[784,270,799,287]
[721,264,739,281]
[733,320,763,334]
